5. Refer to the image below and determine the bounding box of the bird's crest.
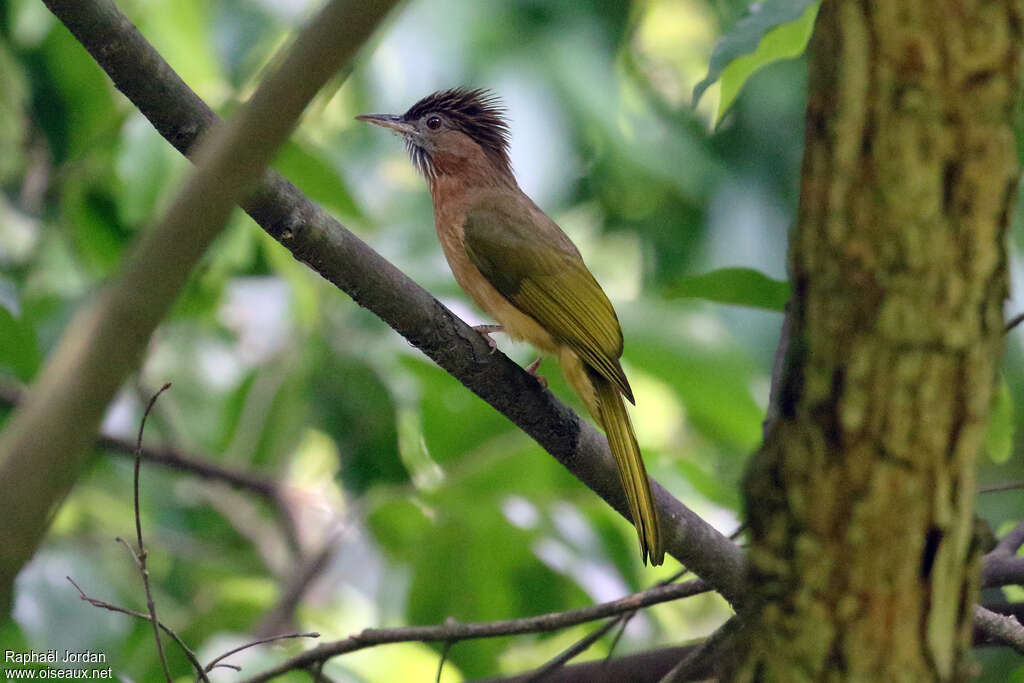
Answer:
[404,88,511,175]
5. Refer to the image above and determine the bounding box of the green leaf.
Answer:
[135,0,223,97]
[0,43,28,184]
[675,459,741,509]
[0,304,40,381]
[273,141,362,219]
[115,114,178,226]
[36,21,119,160]
[987,376,1015,464]
[312,354,406,493]
[665,267,790,311]
[693,0,820,123]
[623,302,765,455]
[400,356,515,465]
[64,183,131,275]
[368,451,589,678]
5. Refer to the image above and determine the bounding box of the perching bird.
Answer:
[358,88,663,566]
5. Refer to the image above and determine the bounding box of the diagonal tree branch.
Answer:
[0,0,400,612]
[32,0,748,606]
[973,605,1024,655]
[0,380,304,559]
[992,518,1024,557]
[982,553,1024,588]
[0,382,281,501]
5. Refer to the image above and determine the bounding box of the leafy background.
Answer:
[0,0,1022,680]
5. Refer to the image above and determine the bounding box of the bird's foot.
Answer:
[525,356,547,388]
[473,324,504,354]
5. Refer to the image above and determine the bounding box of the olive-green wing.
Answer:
[463,201,633,402]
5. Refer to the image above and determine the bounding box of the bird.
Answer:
[357,88,663,566]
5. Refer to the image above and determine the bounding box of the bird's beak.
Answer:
[355,113,416,135]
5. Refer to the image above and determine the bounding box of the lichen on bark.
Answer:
[730,1,1022,680]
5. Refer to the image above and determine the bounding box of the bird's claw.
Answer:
[473,325,504,355]
[526,357,547,388]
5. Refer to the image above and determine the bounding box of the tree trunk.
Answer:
[731,1,1021,680]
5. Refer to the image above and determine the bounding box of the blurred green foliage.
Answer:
[1,0,1022,680]
[693,0,819,123]
[665,267,789,311]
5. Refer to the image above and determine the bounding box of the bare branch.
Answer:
[254,535,339,637]
[479,645,700,683]
[983,518,1024,588]
[128,383,174,682]
[32,0,746,606]
[523,618,621,683]
[68,576,319,680]
[202,632,320,680]
[658,615,742,683]
[974,605,1024,655]
[521,568,693,681]
[982,554,1024,588]
[435,640,453,683]
[1005,311,1024,332]
[993,518,1024,557]
[478,601,1024,683]
[67,577,211,683]
[0,379,278,501]
[240,579,711,683]
[979,480,1024,494]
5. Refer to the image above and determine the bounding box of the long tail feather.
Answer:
[592,373,663,566]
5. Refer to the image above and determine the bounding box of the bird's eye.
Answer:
[425,115,443,130]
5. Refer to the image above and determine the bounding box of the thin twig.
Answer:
[255,535,339,637]
[604,615,632,665]
[658,615,743,683]
[241,579,711,683]
[435,640,453,683]
[306,662,339,683]
[2,381,299,561]
[133,382,174,683]
[1005,311,1024,332]
[980,480,1024,494]
[68,579,319,681]
[100,435,281,500]
[0,382,280,501]
[67,577,211,683]
[115,536,141,566]
[520,568,695,681]
[974,605,1024,654]
[524,619,620,682]
[201,632,320,680]
[607,569,691,660]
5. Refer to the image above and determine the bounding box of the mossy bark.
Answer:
[730,1,1021,680]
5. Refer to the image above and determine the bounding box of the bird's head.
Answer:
[357,88,511,182]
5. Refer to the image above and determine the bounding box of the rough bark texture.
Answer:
[731,1,1021,680]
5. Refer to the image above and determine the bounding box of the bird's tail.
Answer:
[592,373,664,566]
